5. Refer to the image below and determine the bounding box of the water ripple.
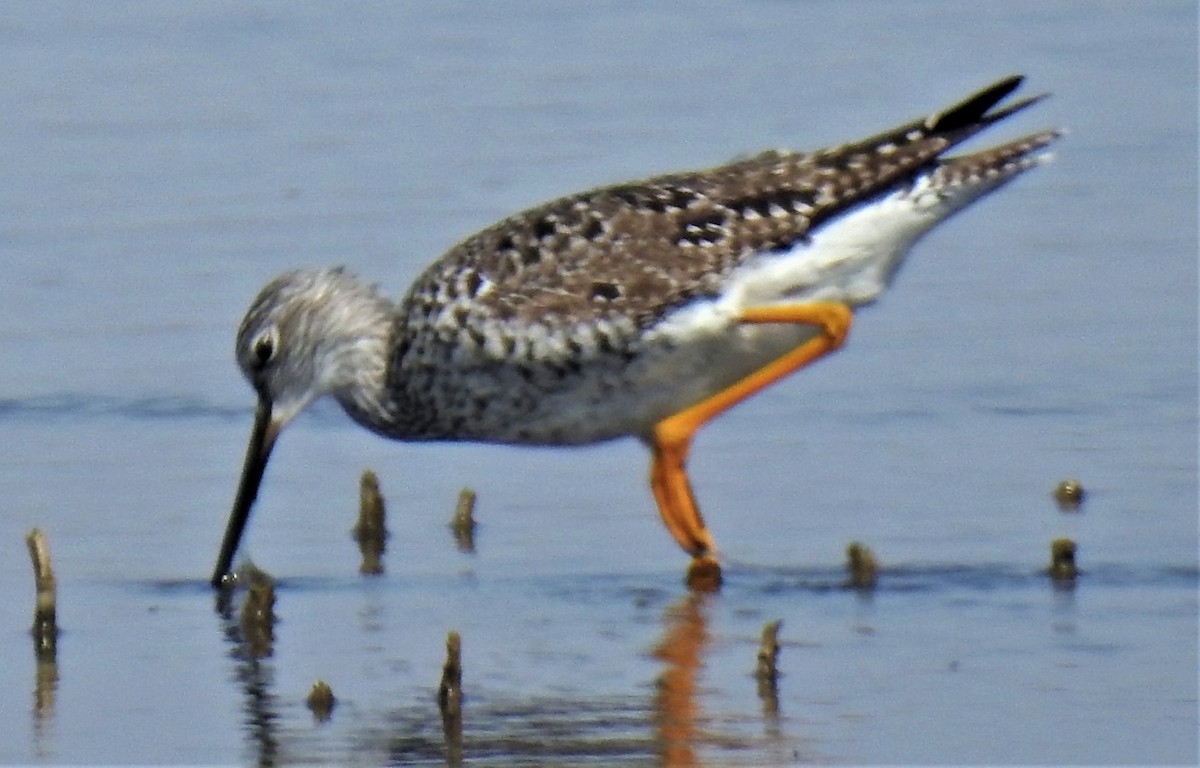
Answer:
[0,393,248,422]
[734,561,1200,595]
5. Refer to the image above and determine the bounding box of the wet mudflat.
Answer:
[1,2,1196,765]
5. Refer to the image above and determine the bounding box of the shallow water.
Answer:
[1,1,1196,765]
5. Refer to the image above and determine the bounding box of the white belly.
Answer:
[592,184,954,437]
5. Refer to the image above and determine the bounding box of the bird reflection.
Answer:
[216,584,281,768]
[208,582,794,765]
[652,593,710,766]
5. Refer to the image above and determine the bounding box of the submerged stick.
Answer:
[845,541,878,590]
[438,631,463,714]
[354,470,388,574]
[438,631,464,765]
[755,619,782,701]
[755,619,782,730]
[306,679,336,722]
[239,564,277,658]
[27,529,59,724]
[1048,538,1078,583]
[1052,478,1086,511]
[33,644,58,725]
[25,528,57,658]
[450,488,477,554]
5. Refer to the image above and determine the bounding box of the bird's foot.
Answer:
[685,554,722,593]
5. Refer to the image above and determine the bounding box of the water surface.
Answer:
[1,1,1196,764]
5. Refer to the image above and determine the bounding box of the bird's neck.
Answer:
[330,335,393,433]
[317,289,408,437]
[332,315,457,442]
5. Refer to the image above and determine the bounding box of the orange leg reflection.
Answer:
[652,594,711,766]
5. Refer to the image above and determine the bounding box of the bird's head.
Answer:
[212,267,394,586]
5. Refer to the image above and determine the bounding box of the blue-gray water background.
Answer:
[1,2,1196,765]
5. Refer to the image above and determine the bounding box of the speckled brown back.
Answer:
[400,75,1043,332]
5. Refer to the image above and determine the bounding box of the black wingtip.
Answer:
[925,74,1030,134]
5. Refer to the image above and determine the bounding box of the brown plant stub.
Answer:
[439,631,464,766]
[239,565,277,658]
[846,541,879,590]
[306,680,336,722]
[355,469,388,574]
[25,528,57,658]
[756,619,782,718]
[450,488,477,554]
[1053,479,1086,511]
[1048,538,1078,582]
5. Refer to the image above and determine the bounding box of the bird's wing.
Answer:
[406,75,1048,330]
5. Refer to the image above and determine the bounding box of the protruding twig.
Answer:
[26,528,59,726]
[755,619,782,716]
[450,488,477,554]
[438,631,462,713]
[1053,479,1086,511]
[1048,538,1078,584]
[845,541,878,590]
[306,680,336,722]
[26,528,57,659]
[354,470,388,574]
[438,631,464,765]
[239,564,276,658]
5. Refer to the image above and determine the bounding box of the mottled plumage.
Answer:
[213,75,1060,588]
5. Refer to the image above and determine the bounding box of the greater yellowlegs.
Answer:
[212,75,1059,590]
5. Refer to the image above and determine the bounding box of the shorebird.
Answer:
[211,75,1059,590]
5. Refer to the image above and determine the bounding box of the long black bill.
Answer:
[211,396,278,587]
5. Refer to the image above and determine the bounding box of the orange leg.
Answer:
[649,302,853,591]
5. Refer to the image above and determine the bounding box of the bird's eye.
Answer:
[251,327,278,368]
